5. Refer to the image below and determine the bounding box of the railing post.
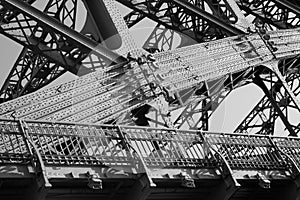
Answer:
[116,126,155,200]
[116,126,156,187]
[18,120,51,200]
[268,136,300,178]
[269,136,300,200]
[199,131,240,200]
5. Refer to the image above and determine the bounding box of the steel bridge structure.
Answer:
[1,0,300,199]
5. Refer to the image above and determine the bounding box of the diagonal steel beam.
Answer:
[0,0,76,102]
[235,58,300,136]
[237,0,300,29]
[117,0,244,42]
[0,0,127,75]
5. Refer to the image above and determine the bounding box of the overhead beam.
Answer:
[117,0,244,42]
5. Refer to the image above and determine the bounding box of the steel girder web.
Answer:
[124,10,145,28]
[118,0,244,43]
[0,0,127,89]
[0,0,78,103]
[235,58,300,136]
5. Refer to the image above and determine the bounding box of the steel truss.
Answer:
[237,0,300,29]
[0,0,78,102]
[0,0,299,135]
[120,0,250,128]
[118,0,244,43]
[236,58,300,136]
[234,0,300,136]
[0,0,127,101]
[0,0,249,129]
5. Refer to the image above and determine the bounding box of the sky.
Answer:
[0,1,288,135]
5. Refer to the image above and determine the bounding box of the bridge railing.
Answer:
[119,126,217,169]
[0,118,298,174]
[272,137,300,170]
[22,121,218,170]
[24,121,136,168]
[0,120,32,164]
[205,133,287,170]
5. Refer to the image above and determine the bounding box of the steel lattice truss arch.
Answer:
[0,0,248,129]
[0,0,300,137]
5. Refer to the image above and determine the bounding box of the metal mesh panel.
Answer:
[121,127,217,168]
[25,122,136,167]
[205,133,286,170]
[273,137,300,170]
[0,120,31,164]
[0,118,297,172]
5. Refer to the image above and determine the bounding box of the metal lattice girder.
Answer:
[117,0,244,42]
[253,73,298,137]
[123,0,248,30]
[0,0,127,76]
[0,0,140,103]
[0,29,299,124]
[237,0,300,29]
[235,58,300,136]
[124,10,146,28]
[142,24,176,52]
[0,0,77,102]
[173,90,231,130]
[233,0,300,136]
[172,67,254,130]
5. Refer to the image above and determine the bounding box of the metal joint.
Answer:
[179,172,195,188]
[200,132,240,188]
[87,172,102,190]
[116,126,156,187]
[256,173,270,189]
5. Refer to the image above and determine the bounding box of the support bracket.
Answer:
[117,126,156,187]
[178,172,195,188]
[86,171,103,190]
[19,120,51,188]
[200,132,240,200]
[256,173,271,189]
